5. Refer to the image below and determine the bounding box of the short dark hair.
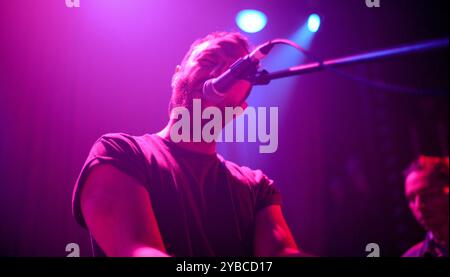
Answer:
[404,155,449,184]
[169,32,250,113]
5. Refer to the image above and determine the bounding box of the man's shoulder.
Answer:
[97,132,143,144]
[94,132,153,150]
[219,157,281,209]
[402,241,426,257]
[220,157,272,187]
[87,132,161,163]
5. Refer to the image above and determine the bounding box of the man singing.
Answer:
[72,32,303,257]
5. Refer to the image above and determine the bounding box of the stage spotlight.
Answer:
[236,9,267,33]
[307,13,321,33]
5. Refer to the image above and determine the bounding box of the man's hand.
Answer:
[254,205,309,257]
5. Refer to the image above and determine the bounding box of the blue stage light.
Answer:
[236,9,267,33]
[307,14,321,33]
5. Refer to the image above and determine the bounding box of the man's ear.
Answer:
[171,65,182,88]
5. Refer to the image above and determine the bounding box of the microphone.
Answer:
[202,41,274,104]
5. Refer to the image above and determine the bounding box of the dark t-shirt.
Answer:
[72,133,281,257]
[403,232,449,257]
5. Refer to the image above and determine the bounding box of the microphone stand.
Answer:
[252,38,449,85]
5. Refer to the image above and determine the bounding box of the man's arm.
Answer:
[80,163,169,257]
[254,205,306,257]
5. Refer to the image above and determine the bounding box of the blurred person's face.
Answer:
[173,39,252,110]
[405,171,449,231]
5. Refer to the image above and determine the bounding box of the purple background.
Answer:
[0,0,448,256]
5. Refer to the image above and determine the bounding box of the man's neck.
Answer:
[157,120,217,155]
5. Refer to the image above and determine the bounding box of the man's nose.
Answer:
[414,195,426,209]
